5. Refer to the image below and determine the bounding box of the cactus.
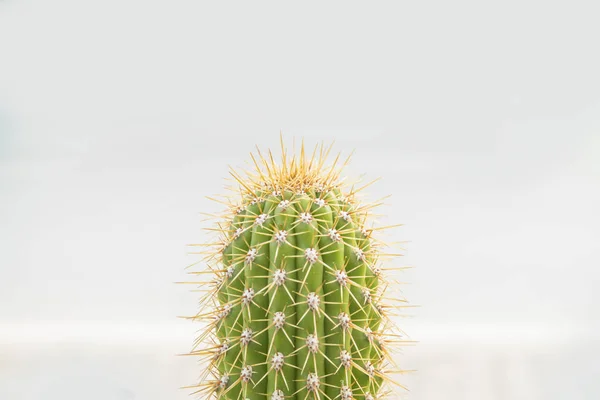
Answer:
[185,139,409,400]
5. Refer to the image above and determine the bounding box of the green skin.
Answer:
[335,202,371,396]
[223,209,252,400]
[293,194,325,399]
[215,244,231,393]
[267,194,298,396]
[244,198,273,400]
[315,200,351,398]
[216,188,382,400]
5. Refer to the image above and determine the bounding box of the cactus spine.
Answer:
[186,140,408,400]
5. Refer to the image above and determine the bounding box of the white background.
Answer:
[1,1,599,399]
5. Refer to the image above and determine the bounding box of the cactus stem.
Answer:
[186,139,410,399]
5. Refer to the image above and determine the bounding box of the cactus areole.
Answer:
[187,140,407,400]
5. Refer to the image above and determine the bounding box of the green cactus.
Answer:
[186,140,408,400]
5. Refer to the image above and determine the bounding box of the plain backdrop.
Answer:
[1,1,599,399]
